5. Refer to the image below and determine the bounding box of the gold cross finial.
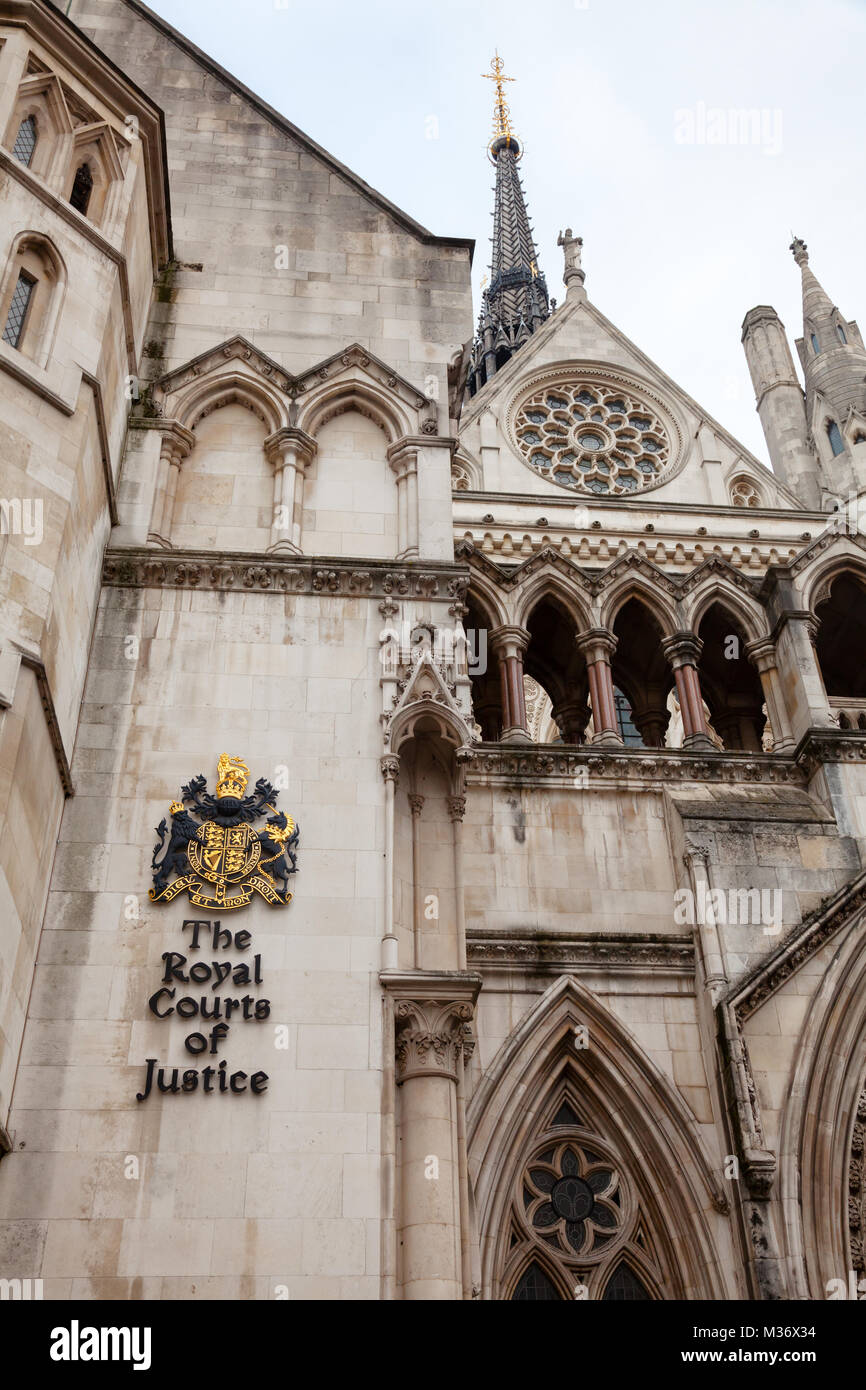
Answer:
[482,50,516,142]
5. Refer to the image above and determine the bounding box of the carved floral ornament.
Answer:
[509,373,681,496]
[394,998,475,1083]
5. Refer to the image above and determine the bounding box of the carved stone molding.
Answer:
[103,548,470,601]
[467,930,694,974]
[796,729,866,775]
[729,868,866,1025]
[849,1084,866,1279]
[717,999,777,1200]
[153,335,429,412]
[467,744,805,787]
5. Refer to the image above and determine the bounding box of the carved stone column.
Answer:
[447,795,467,971]
[381,755,400,970]
[682,844,727,1003]
[771,608,836,744]
[662,633,715,751]
[147,422,195,547]
[409,793,424,969]
[576,628,621,746]
[489,625,531,743]
[387,440,420,560]
[744,637,796,753]
[265,426,317,554]
[381,972,481,1300]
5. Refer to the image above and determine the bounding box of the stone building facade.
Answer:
[0,0,864,1301]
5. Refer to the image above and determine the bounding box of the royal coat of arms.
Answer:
[149,755,299,911]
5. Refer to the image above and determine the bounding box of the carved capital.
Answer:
[264,425,317,471]
[380,754,401,785]
[743,636,778,673]
[408,793,425,817]
[489,624,531,661]
[683,842,710,870]
[661,631,703,670]
[387,437,419,481]
[394,998,475,1083]
[157,420,196,467]
[446,794,466,822]
[575,626,617,665]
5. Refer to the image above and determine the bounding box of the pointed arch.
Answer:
[172,369,287,437]
[505,1248,574,1302]
[464,572,510,631]
[468,975,731,1300]
[513,567,593,632]
[599,1253,657,1300]
[0,230,67,368]
[386,655,474,761]
[597,569,678,637]
[684,580,768,646]
[297,376,413,445]
[797,538,866,614]
[778,907,866,1298]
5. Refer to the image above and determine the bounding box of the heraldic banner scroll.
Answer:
[149,754,299,911]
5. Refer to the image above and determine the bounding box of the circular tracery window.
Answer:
[514,382,671,494]
[522,1138,624,1259]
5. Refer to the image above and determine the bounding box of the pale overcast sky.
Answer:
[144,0,865,463]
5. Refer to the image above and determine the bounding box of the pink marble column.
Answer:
[662,633,715,750]
[489,626,531,743]
[576,628,621,745]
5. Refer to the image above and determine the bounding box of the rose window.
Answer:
[522,1139,623,1258]
[514,383,671,494]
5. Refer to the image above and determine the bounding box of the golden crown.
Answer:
[215,753,250,800]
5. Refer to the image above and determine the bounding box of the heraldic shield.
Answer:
[149,755,299,911]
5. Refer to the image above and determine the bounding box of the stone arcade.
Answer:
[0,0,865,1301]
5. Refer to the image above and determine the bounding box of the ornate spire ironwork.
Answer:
[467,53,550,399]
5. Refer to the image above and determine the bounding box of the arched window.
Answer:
[610,598,673,748]
[811,333,820,355]
[0,233,67,367]
[613,686,642,745]
[814,572,866,699]
[695,603,766,751]
[500,1096,666,1301]
[827,420,845,457]
[12,115,37,167]
[601,1261,652,1300]
[730,476,760,508]
[69,162,93,215]
[512,1262,562,1301]
[837,324,848,345]
[2,271,36,347]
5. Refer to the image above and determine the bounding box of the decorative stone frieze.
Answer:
[103,548,471,600]
[466,744,805,786]
[467,931,694,973]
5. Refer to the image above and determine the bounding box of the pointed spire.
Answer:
[467,52,550,398]
[790,236,866,430]
[790,236,834,322]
